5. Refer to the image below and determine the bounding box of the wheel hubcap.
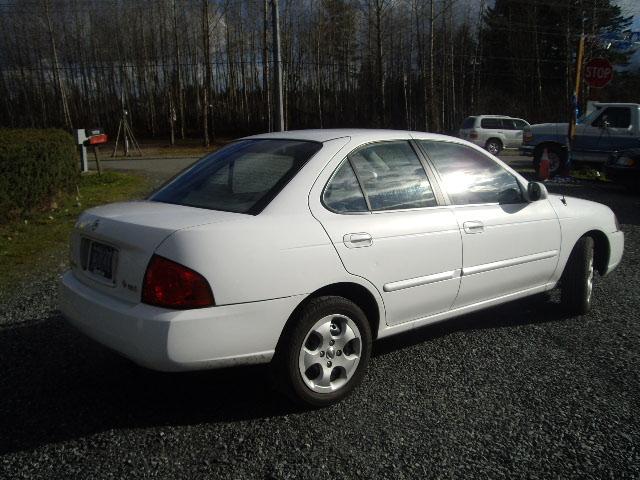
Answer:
[298,314,362,394]
[487,143,499,154]
[586,256,594,303]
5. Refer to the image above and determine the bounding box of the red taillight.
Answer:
[142,255,214,309]
[469,130,478,139]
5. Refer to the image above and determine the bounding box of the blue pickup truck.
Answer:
[520,102,640,175]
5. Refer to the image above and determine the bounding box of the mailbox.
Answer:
[86,133,108,146]
[75,128,108,172]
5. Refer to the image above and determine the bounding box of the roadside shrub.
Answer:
[0,129,78,222]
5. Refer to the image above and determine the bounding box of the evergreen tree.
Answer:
[480,0,632,122]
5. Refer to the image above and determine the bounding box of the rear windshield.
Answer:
[150,139,322,214]
[461,117,476,129]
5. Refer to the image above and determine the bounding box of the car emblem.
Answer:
[90,219,100,232]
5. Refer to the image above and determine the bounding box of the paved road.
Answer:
[2,160,639,479]
[91,156,200,176]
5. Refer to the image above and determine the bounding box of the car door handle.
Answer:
[463,221,484,234]
[343,233,372,248]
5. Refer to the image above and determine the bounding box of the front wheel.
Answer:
[273,296,372,407]
[560,236,595,315]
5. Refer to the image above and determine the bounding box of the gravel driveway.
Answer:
[1,179,639,479]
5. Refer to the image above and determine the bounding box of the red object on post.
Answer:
[88,133,108,145]
[584,58,613,89]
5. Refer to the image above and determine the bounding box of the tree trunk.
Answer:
[44,0,72,130]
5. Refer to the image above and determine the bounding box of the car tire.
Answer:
[533,145,564,177]
[272,295,372,407]
[485,139,502,155]
[560,236,595,316]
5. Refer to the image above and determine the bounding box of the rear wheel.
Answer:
[273,296,372,407]
[560,236,595,315]
[485,139,503,155]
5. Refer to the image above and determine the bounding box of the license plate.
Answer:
[87,242,116,281]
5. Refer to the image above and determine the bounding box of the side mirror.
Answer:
[527,181,548,201]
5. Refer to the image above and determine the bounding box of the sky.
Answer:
[615,0,640,70]
[617,0,640,30]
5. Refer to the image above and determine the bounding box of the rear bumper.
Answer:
[604,230,624,276]
[59,271,303,371]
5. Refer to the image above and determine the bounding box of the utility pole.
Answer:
[567,10,586,174]
[569,34,585,142]
[262,0,272,132]
[271,0,284,131]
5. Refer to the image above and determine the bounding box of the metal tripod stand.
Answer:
[111,110,142,157]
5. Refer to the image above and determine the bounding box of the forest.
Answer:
[0,0,636,144]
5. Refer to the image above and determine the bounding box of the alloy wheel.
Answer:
[298,314,362,394]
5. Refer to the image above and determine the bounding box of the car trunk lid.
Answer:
[69,201,245,304]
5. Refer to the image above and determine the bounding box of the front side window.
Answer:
[513,119,528,129]
[348,141,437,211]
[592,107,631,128]
[419,141,524,205]
[500,119,517,130]
[151,139,321,214]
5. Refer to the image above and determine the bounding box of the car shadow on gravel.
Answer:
[0,314,305,454]
[0,292,568,454]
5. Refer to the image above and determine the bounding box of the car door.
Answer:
[512,119,529,148]
[500,118,520,148]
[310,140,463,326]
[591,106,639,152]
[479,117,504,147]
[417,140,561,308]
[574,108,608,153]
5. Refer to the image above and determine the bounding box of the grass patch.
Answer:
[571,167,608,182]
[0,171,152,295]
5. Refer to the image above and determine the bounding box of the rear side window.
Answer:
[323,161,368,213]
[348,141,437,211]
[501,119,517,130]
[480,118,501,129]
[419,141,524,205]
[151,139,321,214]
[461,117,476,129]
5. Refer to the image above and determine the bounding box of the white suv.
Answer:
[459,115,530,155]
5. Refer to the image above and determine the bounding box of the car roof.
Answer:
[242,128,458,144]
[593,102,640,108]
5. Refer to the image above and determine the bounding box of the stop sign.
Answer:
[584,58,613,88]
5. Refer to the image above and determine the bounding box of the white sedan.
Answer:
[60,129,624,406]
